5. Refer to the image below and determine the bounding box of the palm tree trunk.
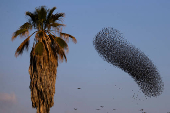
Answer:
[29,39,57,113]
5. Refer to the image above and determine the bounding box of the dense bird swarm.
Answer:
[93,27,164,97]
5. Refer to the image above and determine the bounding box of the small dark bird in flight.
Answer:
[140,109,143,111]
[100,106,104,108]
[74,108,77,110]
[113,109,116,110]
[77,88,81,89]
[96,109,100,110]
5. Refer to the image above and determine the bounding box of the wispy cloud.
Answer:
[0,92,17,103]
[0,92,34,113]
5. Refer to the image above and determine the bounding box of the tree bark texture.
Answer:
[29,36,57,113]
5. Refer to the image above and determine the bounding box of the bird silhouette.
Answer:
[140,109,143,111]
[77,88,81,89]
[96,109,100,110]
[74,108,77,110]
[100,106,104,108]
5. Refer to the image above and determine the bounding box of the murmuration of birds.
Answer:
[93,27,164,97]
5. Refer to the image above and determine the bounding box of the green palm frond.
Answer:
[26,12,35,21]
[47,7,56,22]
[52,43,67,62]
[25,12,37,27]
[55,37,68,49]
[35,42,44,56]
[48,34,68,49]
[20,22,32,29]
[15,31,37,57]
[36,6,47,22]
[50,23,65,33]
[50,23,65,27]
[15,37,30,57]
[26,6,47,30]
[51,13,65,23]
[12,22,32,41]
[48,33,67,62]
[58,49,67,62]
[60,32,77,43]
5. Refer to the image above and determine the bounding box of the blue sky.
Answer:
[0,0,170,113]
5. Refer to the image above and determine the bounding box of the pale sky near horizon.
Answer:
[0,0,170,113]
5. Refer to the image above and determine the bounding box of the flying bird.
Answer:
[96,109,100,110]
[74,108,77,110]
[77,88,81,89]
[100,106,104,108]
[140,109,144,111]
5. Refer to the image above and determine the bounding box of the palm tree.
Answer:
[12,6,77,113]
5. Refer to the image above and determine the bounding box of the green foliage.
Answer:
[35,42,44,56]
[52,13,65,22]
[46,7,56,22]
[12,6,77,62]
[12,22,32,40]
[36,6,47,22]
[20,22,32,29]
[55,37,68,49]
[60,32,77,43]
[15,37,30,57]
[25,11,37,28]
[48,34,68,49]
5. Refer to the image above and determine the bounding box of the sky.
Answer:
[0,0,170,113]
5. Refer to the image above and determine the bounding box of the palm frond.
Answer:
[50,23,65,27]
[15,31,37,57]
[50,23,65,33]
[55,37,68,49]
[12,22,32,41]
[47,33,67,62]
[25,12,37,25]
[52,13,65,23]
[36,6,47,22]
[60,32,77,43]
[26,6,47,30]
[53,43,67,62]
[34,42,44,56]
[47,7,57,21]
[48,34,68,49]
[15,37,30,57]
[58,49,67,62]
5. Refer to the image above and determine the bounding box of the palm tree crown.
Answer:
[12,6,76,62]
